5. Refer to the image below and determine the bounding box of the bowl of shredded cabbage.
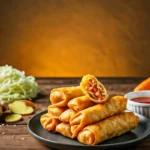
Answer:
[0,65,38,103]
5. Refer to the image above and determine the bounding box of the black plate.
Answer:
[27,111,150,150]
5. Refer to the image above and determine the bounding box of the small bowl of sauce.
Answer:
[131,97,150,104]
[124,91,150,119]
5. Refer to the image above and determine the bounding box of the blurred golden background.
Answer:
[0,0,150,77]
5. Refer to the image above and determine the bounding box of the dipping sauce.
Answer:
[131,97,150,104]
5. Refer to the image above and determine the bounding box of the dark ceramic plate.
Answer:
[27,111,150,150]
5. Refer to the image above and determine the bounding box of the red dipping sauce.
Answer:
[131,97,150,104]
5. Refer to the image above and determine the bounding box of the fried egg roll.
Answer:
[50,86,84,107]
[78,112,139,145]
[80,74,109,103]
[48,105,68,119]
[56,123,72,138]
[70,96,127,138]
[68,95,95,112]
[40,113,60,131]
[59,109,76,123]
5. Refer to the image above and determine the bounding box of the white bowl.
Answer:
[124,90,150,119]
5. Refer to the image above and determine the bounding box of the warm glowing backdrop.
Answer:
[0,0,150,77]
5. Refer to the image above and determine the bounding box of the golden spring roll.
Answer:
[48,105,68,119]
[70,96,127,138]
[80,74,109,103]
[68,95,95,112]
[59,109,76,123]
[40,113,60,131]
[56,123,72,138]
[50,86,84,107]
[78,112,139,145]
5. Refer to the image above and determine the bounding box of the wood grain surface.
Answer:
[0,0,150,77]
[0,77,150,150]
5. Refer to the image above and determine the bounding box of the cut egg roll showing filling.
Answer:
[80,74,108,103]
[78,112,139,145]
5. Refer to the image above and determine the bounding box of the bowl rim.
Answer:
[124,90,150,107]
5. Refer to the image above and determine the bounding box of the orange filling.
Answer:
[85,79,104,100]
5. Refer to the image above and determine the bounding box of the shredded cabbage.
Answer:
[0,65,38,103]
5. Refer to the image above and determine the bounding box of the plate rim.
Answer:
[27,110,150,148]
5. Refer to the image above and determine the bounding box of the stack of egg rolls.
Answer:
[40,74,139,145]
[40,86,84,137]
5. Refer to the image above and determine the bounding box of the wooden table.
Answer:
[0,78,150,150]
